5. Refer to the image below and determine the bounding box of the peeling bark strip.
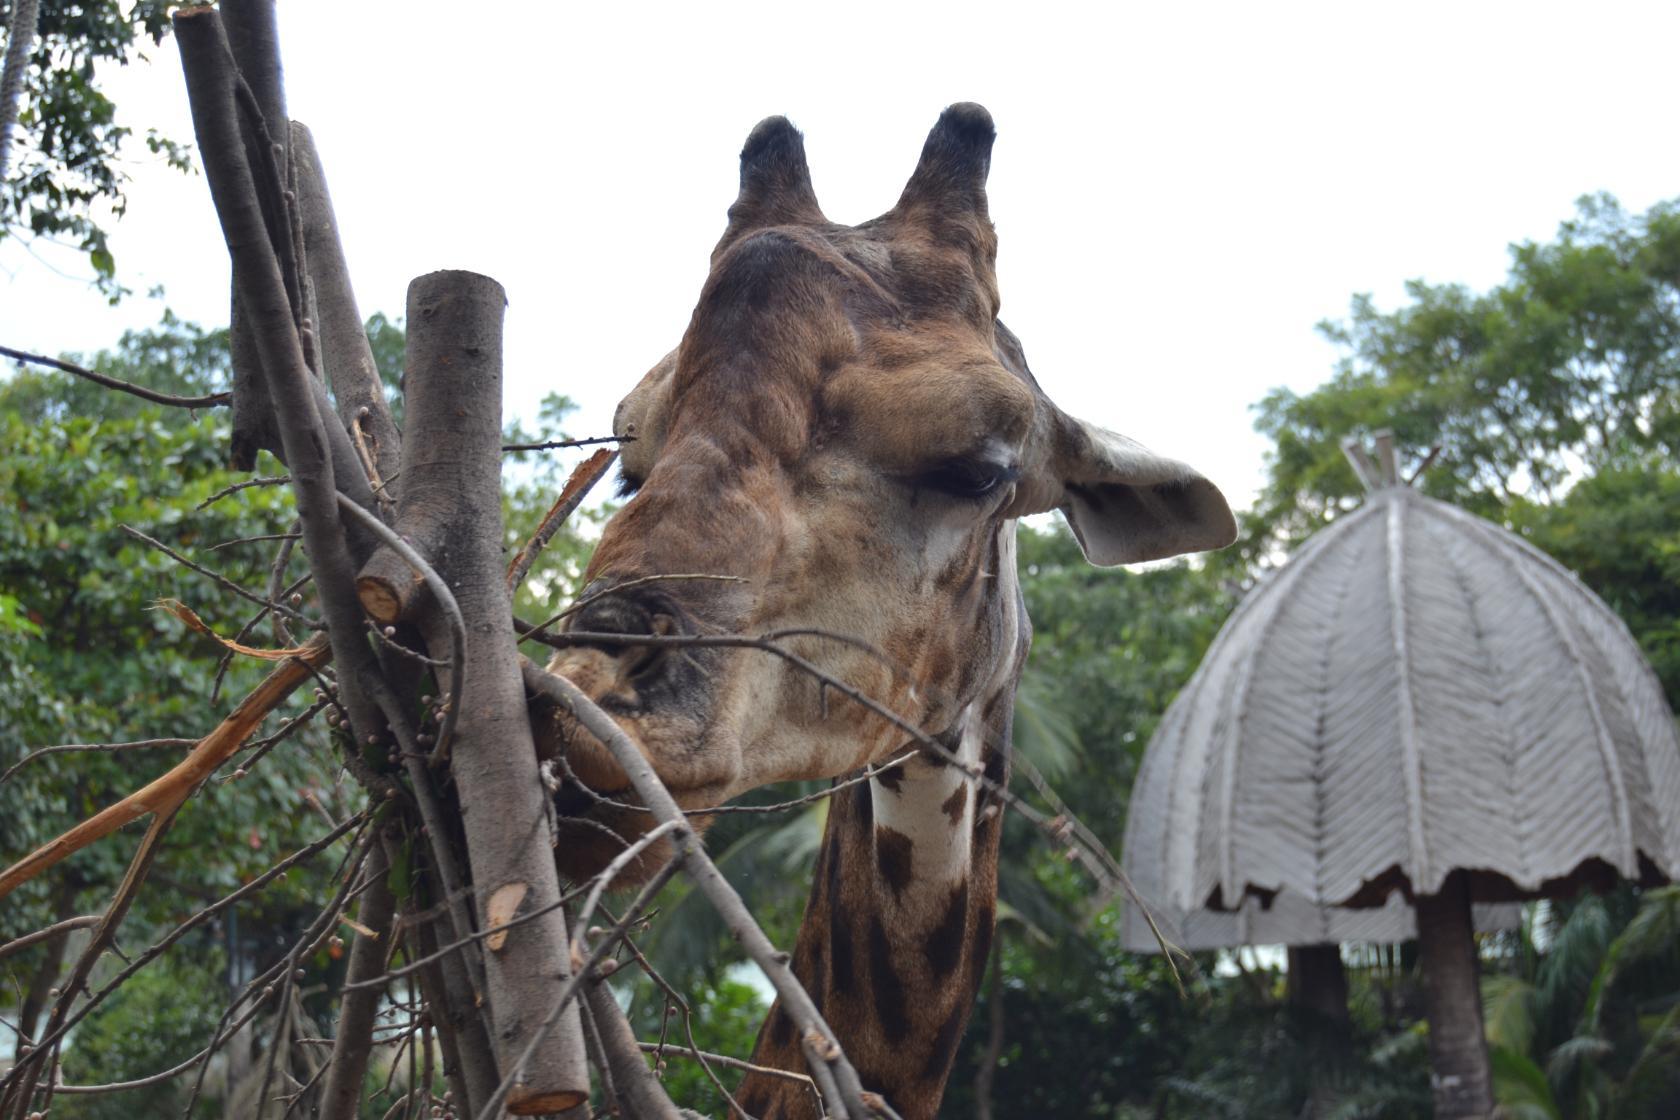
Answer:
[0,637,331,901]
[373,270,587,1114]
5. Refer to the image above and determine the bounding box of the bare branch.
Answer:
[505,446,616,593]
[0,638,331,902]
[319,831,398,1120]
[501,435,625,453]
[0,916,101,966]
[195,474,291,510]
[1,738,195,790]
[0,344,232,408]
[337,495,463,763]
[519,662,876,1119]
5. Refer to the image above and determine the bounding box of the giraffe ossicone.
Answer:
[539,103,1235,1120]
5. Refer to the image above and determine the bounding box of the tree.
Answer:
[0,0,189,297]
[1245,194,1680,567]
[0,308,595,1115]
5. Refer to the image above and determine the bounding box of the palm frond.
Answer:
[1485,973,1539,1056]
[1490,1044,1563,1120]
[1011,667,1082,782]
[1581,886,1680,1033]
[1610,1001,1680,1120]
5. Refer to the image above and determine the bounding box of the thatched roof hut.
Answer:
[1124,481,1680,922]
[1119,437,1680,1116]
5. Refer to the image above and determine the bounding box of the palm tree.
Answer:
[1483,887,1680,1119]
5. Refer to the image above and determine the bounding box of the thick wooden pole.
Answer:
[1416,872,1493,1119]
[360,271,589,1114]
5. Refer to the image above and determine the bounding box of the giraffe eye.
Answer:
[919,459,1019,501]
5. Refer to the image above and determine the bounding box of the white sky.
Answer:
[4,0,1679,511]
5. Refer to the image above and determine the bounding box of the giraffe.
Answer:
[540,104,1236,1119]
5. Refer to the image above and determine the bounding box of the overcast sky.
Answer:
[5,0,1678,511]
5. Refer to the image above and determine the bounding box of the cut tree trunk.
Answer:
[1416,872,1494,1119]
[356,270,589,1115]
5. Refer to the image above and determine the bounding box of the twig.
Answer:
[48,989,272,1095]
[505,446,616,593]
[0,916,101,966]
[0,812,366,1103]
[501,435,625,453]
[336,495,463,764]
[0,344,231,408]
[610,922,755,1117]
[634,1042,816,1088]
[474,858,682,1120]
[7,802,186,1115]
[121,524,314,624]
[195,474,292,510]
[520,662,875,1119]
[207,531,301,552]
[1,738,196,789]
[568,819,685,967]
[520,573,749,639]
[342,879,590,993]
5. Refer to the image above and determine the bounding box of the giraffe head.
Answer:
[542,104,1235,877]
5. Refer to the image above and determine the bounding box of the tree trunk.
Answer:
[357,270,589,1115]
[0,0,40,184]
[1286,942,1350,1025]
[1416,873,1493,1119]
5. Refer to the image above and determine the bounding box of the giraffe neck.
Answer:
[737,548,1027,1120]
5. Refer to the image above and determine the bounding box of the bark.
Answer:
[582,970,684,1119]
[1416,873,1494,1119]
[220,0,293,468]
[1286,943,1350,1025]
[175,3,389,783]
[0,0,40,184]
[410,880,500,1115]
[318,830,399,1120]
[366,270,588,1115]
[291,121,402,490]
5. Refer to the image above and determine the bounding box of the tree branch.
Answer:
[519,661,879,1119]
[0,638,330,902]
[0,344,231,408]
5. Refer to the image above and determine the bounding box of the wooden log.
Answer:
[371,270,589,1114]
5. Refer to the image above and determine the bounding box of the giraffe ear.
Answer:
[614,350,678,483]
[715,116,825,258]
[1028,412,1238,566]
[894,102,994,219]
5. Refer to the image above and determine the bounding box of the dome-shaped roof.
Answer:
[1121,484,1680,951]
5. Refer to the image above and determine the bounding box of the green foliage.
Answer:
[1,0,190,298]
[653,976,770,1115]
[51,951,229,1120]
[1247,194,1680,565]
[1507,465,1680,705]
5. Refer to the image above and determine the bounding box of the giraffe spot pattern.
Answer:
[922,1001,969,1083]
[875,826,914,896]
[869,914,911,1043]
[940,783,969,825]
[925,879,970,979]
